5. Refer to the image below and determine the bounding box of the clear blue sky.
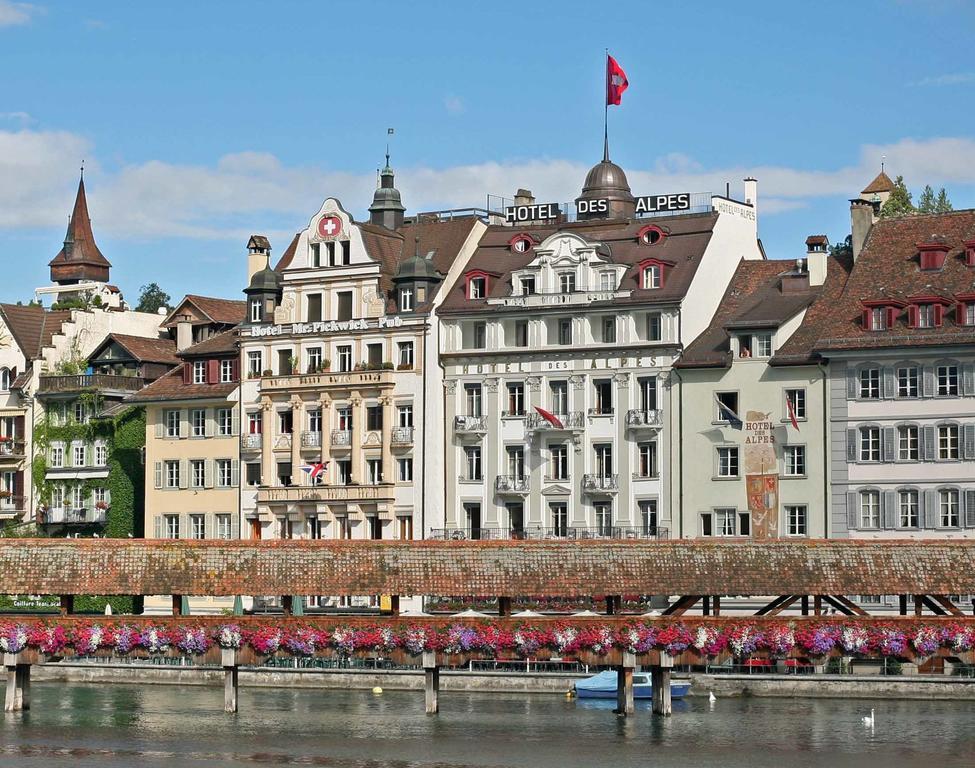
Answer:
[2,0,974,304]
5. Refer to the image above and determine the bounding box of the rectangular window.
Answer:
[937,365,959,396]
[73,444,86,467]
[898,425,919,461]
[341,240,350,265]
[306,293,322,322]
[599,271,616,292]
[306,346,323,373]
[940,489,960,527]
[310,242,321,268]
[753,333,772,357]
[277,461,292,486]
[336,291,353,321]
[716,508,737,536]
[191,408,206,437]
[94,444,108,466]
[550,502,568,537]
[559,272,576,293]
[367,343,383,367]
[917,304,935,328]
[245,462,261,486]
[715,392,738,422]
[785,388,806,420]
[367,458,383,485]
[786,505,807,536]
[216,514,232,540]
[337,460,351,485]
[870,307,887,331]
[247,411,262,435]
[190,459,205,489]
[717,447,739,478]
[250,299,262,323]
[550,380,568,414]
[219,359,234,383]
[643,264,661,289]
[247,351,262,377]
[397,341,414,369]
[190,514,205,540]
[859,368,880,399]
[193,360,207,384]
[594,502,613,536]
[558,318,572,345]
[594,444,613,477]
[938,424,959,460]
[469,277,485,299]
[400,288,414,312]
[369,516,382,540]
[397,405,413,427]
[366,405,383,432]
[337,345,352,372]
[647,313,662,341]
[638,499,658,536]
[165,515,180,540]
[165,460,180,489]
[307,409,321,434]
[550,444,569,480]
[165,410,180,438]
[859,490,880,528]
[784,445,805,476]
[593,379,613,415]
[337,407,352,430]
[899,490,919,528]
[506,383,525,416]
[601,316,616,344]
[473,322,486,349]
[215,408,232,436]
[464,446,482,481]
[50,445,64,468]
[278,410,293,435]
[398,458,413,482]
[217,459,233,487]
[507,446,525,480]
[520,276,535,295]
[74,401,88,424]
[859,426,881,462]
[465,384,482,417]
[638,442,657,477]
[514,320,528,348]
[897,366,919,398]
[966,303,975,326]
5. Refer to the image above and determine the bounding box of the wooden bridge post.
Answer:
[899,594,908,616]
[3,654,30,712]
[651,651,674,716]
[497,597,512,617]
[712,595,721,616]
[59,594,74,616]
[422,651,439,714]
[390,595,400,617]
[914,595,924,616]
[172,594,183,617]
[281,595,294,616]
[616,651,635,715]
[222,648,239,713]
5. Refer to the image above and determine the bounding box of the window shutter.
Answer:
[153,515,162,539]
[13,415,23,440]
[204,460,214,489]
[846,428,858,462]
[965,490,975,528]
[179,459,189,490]
[231,358,240,382]
[923,489,938,528]
[882,427,896,461]
[231,513,240,540]
[182,363,192,385]
[922,425,936,460]
[962,364,975,396]
[231,408,240,436]
[922,366,935,397]
[205,409,215,438]
[886,306,897,328]
[846,491,858,530]
[13,469,22,498]
[908,305,919,328]
[207,359,219,384]
[934,304,944,327]
[957,303,966,326]
[846,367,858,399]
[153,462,162,490]
[179,410,189,439]
[883,490,896,529]
[861,309,870,330]
[231,459,240,487]
[882,368,896,399]
[964,424,975,460]
[154,411,164,439]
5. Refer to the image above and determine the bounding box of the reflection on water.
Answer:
[1,682,973,768]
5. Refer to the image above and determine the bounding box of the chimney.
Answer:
[247,235,271,284]
[805,235,829,286]
[850,200,874,261]
[514,188,535,207]
[176,315,193,352]
[743,177,758,215]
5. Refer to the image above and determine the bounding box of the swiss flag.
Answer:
[534,406,564,430]
[606,55,628,106]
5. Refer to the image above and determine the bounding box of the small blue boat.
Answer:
[574,670,691,700]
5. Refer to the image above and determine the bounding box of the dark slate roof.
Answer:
[0,304,71,358]
[437,213,719,315]
[812,209,975,353]
[178,328,239,358]
[126,366,237,404]
[93,334,179,365]
[47,178,112,269]
[0,539,973,597]
[272,233,300,271]
[162,295,246,327]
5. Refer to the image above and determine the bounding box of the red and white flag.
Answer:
[301,462,328,479]
[606,55,628,106]
[534,406,564,429]
[786,396,800,432]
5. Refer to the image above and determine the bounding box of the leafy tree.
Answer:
[829,235,853,259]
[934,188,953,213]
[879,175,915,218]
[135,283,171,313]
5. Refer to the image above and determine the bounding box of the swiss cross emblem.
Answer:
[611,74,625,87]
[317,215,342,239]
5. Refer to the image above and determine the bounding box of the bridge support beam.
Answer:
[616,651,635,715]
[423,651,439,714]
[4,655,30,712]
[651,651,673,716]
[222,648,238,713]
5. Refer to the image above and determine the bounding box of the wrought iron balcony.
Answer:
[582,474,620,493]
[0,439,26,458]
[525,410,585,431]
[301,431,322,448]
[454,415,487,434]
[626,409,664,428]
[331,430,352,447]
[38,374,144,395]
[241,433,262,450]
[429,525,670,541]
[494,475,529,494]
[391,426,414,445]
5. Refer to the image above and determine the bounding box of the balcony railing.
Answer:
[525,411,585,431]
[0,439,26,458]
[587,407,615,417]
[261,370,394,392]
[241,433,262,450]
[430,526,670,541]
[454,415,487,433]
[391,426,414,445]
[494,475,529,494]
[38,374,144,394]
[331,430,352,447]
[582,474,620,493]
[501,410,527,419]
[626,409,664,428]
[42,507,107,525]
[301,431,322,448]
[0,496,26,514]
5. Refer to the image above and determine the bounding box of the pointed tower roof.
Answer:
[862,170,895,196]
[368,152,406,230]
[48,176,112,279]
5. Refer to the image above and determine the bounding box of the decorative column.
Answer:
[319,395,332,479]
[260,396,274,486]
[380,395,394,485]
[289,396,303,485]
[350,391,363,484]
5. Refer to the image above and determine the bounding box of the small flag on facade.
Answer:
[534,406,564,429]
[714,394,743,430]
[301,462,328,479]
[606,54,628,106]
[786,394,800,431]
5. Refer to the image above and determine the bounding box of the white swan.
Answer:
[861,708,875,727]
[708,691,717,703]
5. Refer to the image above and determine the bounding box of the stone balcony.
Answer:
[525,410,585,432]
[494,475,530,495]
[0,439,26,460]
[625,409,664,430]
[241,433,262,451]
[582,474,620,494]
[391,426,414,446]
[454,415,487,438]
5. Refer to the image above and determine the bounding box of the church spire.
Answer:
[49,173,112,285]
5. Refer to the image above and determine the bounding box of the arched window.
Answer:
[0,368,9,392]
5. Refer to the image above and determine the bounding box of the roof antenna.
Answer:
[386,127,395,167]
[80,159,85,180]
[881,154,886,174]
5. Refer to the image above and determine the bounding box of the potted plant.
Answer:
[381,361,394,370]
[94,500,110,512]
[262,369,274,378]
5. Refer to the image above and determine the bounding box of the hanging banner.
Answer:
[743,410,778,539]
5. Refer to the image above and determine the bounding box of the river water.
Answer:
[1,682,973,768]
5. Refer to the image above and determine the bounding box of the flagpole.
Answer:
[603,49,609,162]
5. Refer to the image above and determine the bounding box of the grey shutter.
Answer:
[204,459,214,489]
[847,428,858,462]
[179,459,189,490]
[922,426,937,461]
[882,367,896,399]
[846,491,858,530]
[923,489,938,528]
[965,490,975,528]
[231,513,240,540]
[882,427,896,462]
[846,367,858,399]
[963,424,975,460]
[205,408,215,438]
[231,407,240,436]
[922,366,935,397]
[154,411,164,439]
[231,459,240,487]
[153,515,162,539]
[963,364,975,397]
[179,410,189,439]
[153,461,162,490]
[883,490,896,529]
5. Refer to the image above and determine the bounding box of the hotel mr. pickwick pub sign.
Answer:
[504,193,691,223]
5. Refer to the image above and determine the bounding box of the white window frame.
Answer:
[785,504,807,536]
[859,490,880,528]
[716,446,739,478]
[859,426,881,462]
[939,488,960,527]
[217,459,232,487]
[859,368,880,399]
[897,366,918,398]
[193,361,206,384]
[219,359,234,383]
[784,445,806,477]
[938,424,959,460]
[898,425,919,461]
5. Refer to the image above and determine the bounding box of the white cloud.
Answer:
[2,129,975,245]
[0,111,32,126]
[444,95,464,115]
[0,1,39,27]
[910,72,975,87]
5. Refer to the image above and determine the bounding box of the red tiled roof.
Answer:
[97,334,180,365]
[126,366,237,404]
[273,233,300,271]
[47,178,111,269]
[0,539,972,596]
[178,328,238,357]
[162,295,246,327]
[0,304,71,358]
[862,171,895,195]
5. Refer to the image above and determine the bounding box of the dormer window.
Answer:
[860,301,902,331]
[469,277,486,299]
[917,303,937,328]
[643,264,661,289]
[520,276,536,295]
[637,224,666,246]
[918,241,950,271]
[599,271,617,292]
[638,258,669,290]
[509,234,534,254]
[737,332,772,358]
[250,298,262,323]
[558,272,576,294]
[869,307,886,330]
[956,293,975,326]
[906,296,950,329]
[399,288,414,312]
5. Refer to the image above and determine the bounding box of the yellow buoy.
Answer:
[372,686,383,694]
